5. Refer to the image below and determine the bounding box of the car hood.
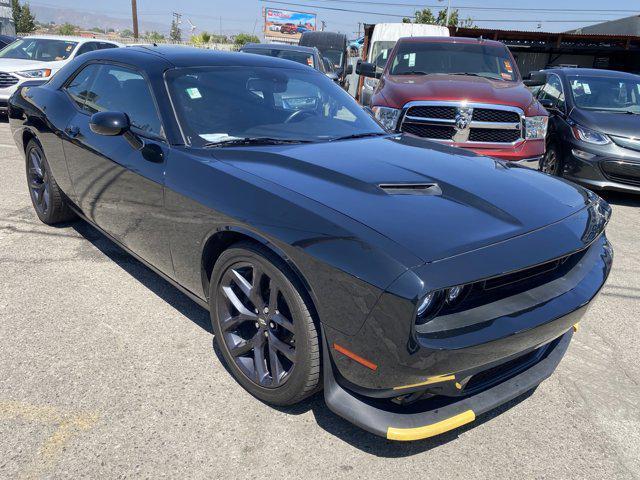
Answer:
[377,74,540,115]
[212,135,592,263]
[571,108,640,138]
[0,58,65,73]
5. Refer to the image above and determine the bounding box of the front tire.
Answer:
[540,142,562,176]
[25,139,76,225]
[209,242,320,406]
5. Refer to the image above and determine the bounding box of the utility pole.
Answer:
[321,20,326,32]
[131,0,139,39]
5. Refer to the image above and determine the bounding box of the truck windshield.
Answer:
[166,66,384,147]
[389,41,517,81]
[568,75,640,113]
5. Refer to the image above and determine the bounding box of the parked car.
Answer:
[280,23,297,35]
[0,34,18,49]
[0,35,120,112]
[8,46,612,441]
[357,23,450,106]
[300,31,353,89]
[533,68,640,194]
[357,36,548,164]
[268,24,281,32]
[240,43,337,81]
[296,26,308,34]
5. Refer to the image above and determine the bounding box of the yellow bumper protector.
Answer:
[392,374,456,391]
[386,410,476,441]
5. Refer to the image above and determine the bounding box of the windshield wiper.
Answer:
[397,71,436,76]
[328,132,388,142]
[203,137,313,148]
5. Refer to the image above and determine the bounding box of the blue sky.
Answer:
[29,0,640,37]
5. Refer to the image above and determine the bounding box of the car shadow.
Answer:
[72,217,537,456]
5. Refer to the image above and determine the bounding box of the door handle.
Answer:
[65,125,80,138]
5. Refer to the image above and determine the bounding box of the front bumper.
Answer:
[563,146,640,194]
[324,326,574,440]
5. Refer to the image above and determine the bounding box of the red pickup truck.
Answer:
[356,36,548,163]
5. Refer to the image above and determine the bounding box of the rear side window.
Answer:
[64,64,100,110]
[79,64,162,136]
[76,42,98,57]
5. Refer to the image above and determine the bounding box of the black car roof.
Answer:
[76,45,311,70]
[546,67,640,80]
[241,43,318,54]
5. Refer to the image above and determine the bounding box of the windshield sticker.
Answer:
[186,87,202,99]
[307,57,313,66]
[408,53,416,68]
[199,133,239,142]
[66,44,73,51]
[501,72,513,80]
[583,83,591,94]
[503,60,513,73]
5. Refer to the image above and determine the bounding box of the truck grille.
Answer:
[0,72,18,88]
[600,160,640,187]
[400,102,523,144]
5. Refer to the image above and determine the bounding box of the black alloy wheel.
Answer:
[25,139,76,225]
[27,145,50,217]
[541,143,562,176]
[210,242,320,405]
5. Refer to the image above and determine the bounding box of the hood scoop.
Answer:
[378,183,442,196]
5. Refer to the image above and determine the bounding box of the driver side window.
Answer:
[539,74,565,111]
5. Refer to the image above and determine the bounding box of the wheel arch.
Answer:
[200,226,319,319]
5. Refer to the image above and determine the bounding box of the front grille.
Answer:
[406,105,456,120]
[400,102,523,144]
[402,123,455,140]
[472,108,520,123]
[601,161,640,187]
[0,72,18,88]
[468,128,521,143]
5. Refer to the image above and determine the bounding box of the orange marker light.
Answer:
[333,343,377,371]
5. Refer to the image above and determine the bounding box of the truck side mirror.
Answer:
[356,61,381,79]
[524,71,547,87]
[345,64,353,75]
[539,98,556,110]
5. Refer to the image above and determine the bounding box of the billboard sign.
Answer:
[264,7,316,41]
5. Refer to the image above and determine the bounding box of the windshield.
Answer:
[0,38,78,62]
[320,48,344,70]
[389,41,517,81]
[166,66,384,147]
[242,48,315,69]
[568,75,640,113]
[370,41,396,69]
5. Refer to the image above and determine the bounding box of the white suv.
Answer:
[0,35,121,111]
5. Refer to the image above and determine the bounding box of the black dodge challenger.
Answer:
[9,46,613,441]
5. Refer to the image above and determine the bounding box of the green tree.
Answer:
[209,34,228,43]
[169,20,182,42]
[404,7,473,27]
[145,31,165,43]
[57,23,77,36]
[233,33,259,47]
[120,28,134,38]
[90,27,104,34]
[12,1,36,33]
[190,31,212,45]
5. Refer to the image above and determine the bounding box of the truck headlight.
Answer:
[16,68,52,78]
[524,115,548,140]
[372,106,401,131]
[571,124,610,145]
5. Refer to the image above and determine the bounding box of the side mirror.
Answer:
[325,71,340,83]
[524,71,547,87]
[356,61,381,79]
[89,111,130,136]
[89,111,144,150]
[539,98,556,110]
[345,64,353,75]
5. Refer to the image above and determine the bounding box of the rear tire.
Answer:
[209,241,320,406]
[25,139,76,225]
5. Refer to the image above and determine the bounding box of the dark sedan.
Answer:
[536,68,640,194]
[9,46,612,441]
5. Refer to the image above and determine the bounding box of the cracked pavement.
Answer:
[0,121,639,479]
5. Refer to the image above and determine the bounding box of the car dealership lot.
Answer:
[0,120,638,479]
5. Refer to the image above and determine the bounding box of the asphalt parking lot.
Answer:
[0,119,639,480]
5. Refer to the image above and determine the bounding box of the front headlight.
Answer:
[571,124,610,145]
[524,115,548,140]
[16,68,52,79]
[415,285,468,325]
[372,106,401,131]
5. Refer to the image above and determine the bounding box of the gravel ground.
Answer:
[0,120,638,479]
